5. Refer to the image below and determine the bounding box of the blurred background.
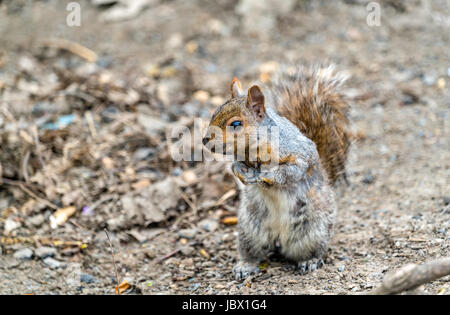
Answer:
[0,0,448,294]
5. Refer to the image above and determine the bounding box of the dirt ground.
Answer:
[0,0,448,295]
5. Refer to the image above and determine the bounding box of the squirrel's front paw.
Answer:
[296,258,324,275]
[257,171,275,186]
[232,162,258,185]
[232,261,261,280]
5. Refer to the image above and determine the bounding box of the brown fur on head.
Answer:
[202,78,266,165]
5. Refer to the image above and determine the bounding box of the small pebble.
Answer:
[13,248,33,260]
[181,246,195,256]
[43,257,62,269]
[337,266,345,272]
[26,214,45,227]
[190,283,201,292]
[444,196,450,206]
[35,246,57,259]
[133,147,155,161]
[198,219,219,232]
[361,171,374,184]
[4,218,21,234]
[178,228,197,239]
[80,274,95,284]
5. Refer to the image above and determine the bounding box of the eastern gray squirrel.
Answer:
[203,65,351,280]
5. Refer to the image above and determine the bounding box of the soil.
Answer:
[0,0,448,295]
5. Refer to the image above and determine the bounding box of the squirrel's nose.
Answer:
[202,137,210,146]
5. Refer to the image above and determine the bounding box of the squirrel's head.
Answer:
[202,78,269,164]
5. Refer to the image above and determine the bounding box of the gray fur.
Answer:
[232,105,337,280]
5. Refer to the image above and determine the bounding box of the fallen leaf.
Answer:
[115,280,130,295]
[50,206,76,229]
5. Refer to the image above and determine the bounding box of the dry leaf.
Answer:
[50,206,76,229]
[115,280,130,295]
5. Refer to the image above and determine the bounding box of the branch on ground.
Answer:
[371,257,450,295]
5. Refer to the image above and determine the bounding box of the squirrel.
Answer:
[202,65,351,280]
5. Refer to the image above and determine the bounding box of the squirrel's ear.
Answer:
[231,77,244,98]
[246,85,265,120]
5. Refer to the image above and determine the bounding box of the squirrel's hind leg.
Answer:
[232,261,261,281]
[233,196,272,280]
[233,228,271,280]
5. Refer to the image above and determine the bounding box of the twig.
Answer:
[1,178,57,209]
[165,127,174,172]
[89,195,115,213]
[371,257,450,295]
[156,241,197,263]
[104,228,121,295]
[85,111,97,138]
[61,90,96,104]
[21,184,58,210]
[42,38,98,63]
[1,178,58,210]
[21,150,31,184]
[31,125,45,168]
[180,192,197,214]
[216,189,237,206]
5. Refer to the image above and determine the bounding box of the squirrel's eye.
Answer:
[229,120,243,129]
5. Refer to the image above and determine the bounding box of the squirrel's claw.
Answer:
[257,171,275,186]
[296,258,324,275]
[232,261,261,281]
[232,162,258,185]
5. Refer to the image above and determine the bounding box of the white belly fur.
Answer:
[258,187,296,246]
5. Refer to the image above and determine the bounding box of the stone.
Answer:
[4,218,21,234]
[13,248,33,260]
[178,228,197,239]
[26,214,45,227]
[43,257,62,269]
[198,219,219,232]
[80,273,95,284]
[35,246,57,259]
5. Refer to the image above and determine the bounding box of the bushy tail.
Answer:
[270,65,351,184]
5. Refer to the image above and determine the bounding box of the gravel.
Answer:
[35,247,57,259]
[13,248,33,260]
[43,257,62,269]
